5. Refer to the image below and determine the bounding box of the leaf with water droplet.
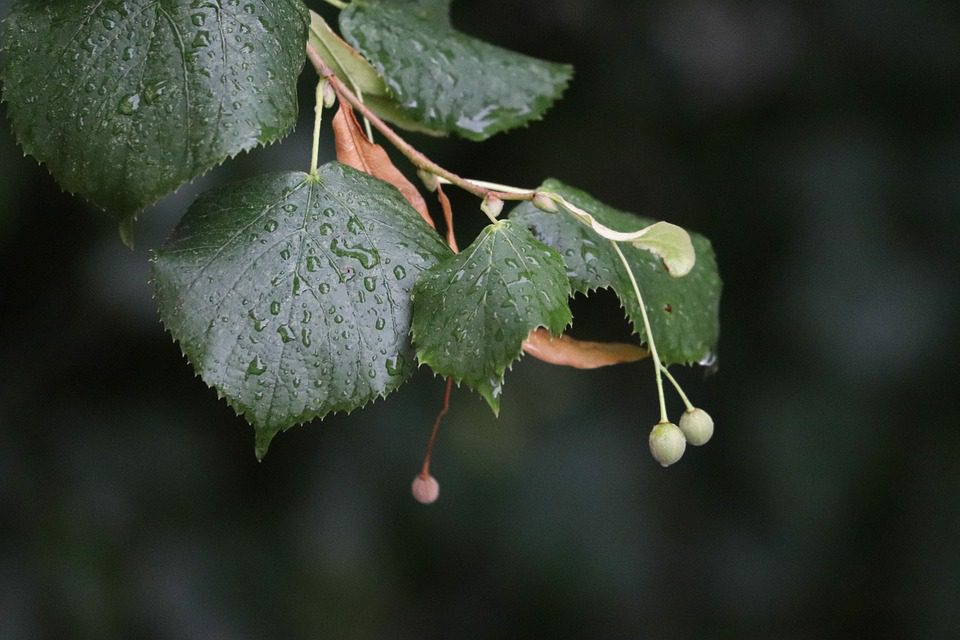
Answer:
[339,0,572,140]
[153,163,451,457]
[509,179,722,364]
[308,11,444,137]
[411,220,571,413]
[1,0,309,218]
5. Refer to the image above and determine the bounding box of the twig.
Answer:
[307,43,535,205]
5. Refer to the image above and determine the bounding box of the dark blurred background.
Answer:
[2,1,959,638]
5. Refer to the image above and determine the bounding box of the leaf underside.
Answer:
[509,179,722,364]
[1,0,308,217]
[339,0,572,140]
[153,163,451,457]
[412,220,572,413]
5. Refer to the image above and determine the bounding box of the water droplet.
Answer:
[393,265,406,280]
[301,328,312,347]
[191,13,205,27]
[276,325,294,343]
[363,276,377,292]
[246,355,266,376]
[269,301,281,315]
[280,248,291,260]
[248,309,268,332]
[322,207,335,217]
[264,219,278,232]
[282,203,297,213]
[385,356,403,376]
[330,238,380,268]
[347,216,365,234]
[317,223,333,236]
[306,256,321,272]
[192,30,211,48]
[117,93,140,115]
[318,282,330,294]
[375,317,386,331]
[334,314,344,324]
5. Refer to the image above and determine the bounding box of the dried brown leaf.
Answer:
[522,328,648,369]
[332,102,434,228]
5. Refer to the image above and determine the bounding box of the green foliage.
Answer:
[2,1,722,457]
[0,0,308,217]
[152,164,450,457]
[412,220,572,413]
[308,11,444,136]
[510,180,721,363]
[339,0,572,140]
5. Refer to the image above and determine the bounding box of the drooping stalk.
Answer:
[611,240,669,424]
[660,365,694,412]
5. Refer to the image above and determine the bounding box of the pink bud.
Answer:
[411,473,440,504]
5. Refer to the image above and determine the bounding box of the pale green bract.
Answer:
[152,163,451,457]
[1,0,308,217]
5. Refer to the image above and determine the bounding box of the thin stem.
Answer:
[354,86,375,142]
[322,0,348,9]
[611,241,669,424]
[420,378,454,477]
[436,184,460,253]
[660,365,694,411]
[435,176,535,196]
[309,80,325,176]
[306,43,536,205]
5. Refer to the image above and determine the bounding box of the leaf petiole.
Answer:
[309,79,327,177]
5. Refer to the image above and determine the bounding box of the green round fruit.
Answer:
[648,422,686,467]
[679,408,714,446]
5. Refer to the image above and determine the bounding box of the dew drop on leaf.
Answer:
[246,355,267,377]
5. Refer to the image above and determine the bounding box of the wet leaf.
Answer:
[1,0,308,217]
[412,220,572,413]
[510,179,721,363]
[308,10,445,136]
[153,164,450,457]
[331,102,433,226]
[339,0,572,140]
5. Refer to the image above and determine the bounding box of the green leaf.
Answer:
[307,10,444,136]
[152,163,451,457]
[509,179,722,364]
[339,0,572,140]
[1,0,309,217]
[411,220,572,413]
